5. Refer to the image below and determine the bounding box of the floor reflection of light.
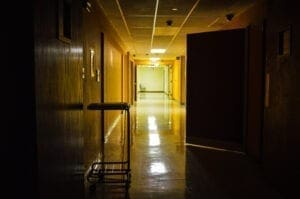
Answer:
[149,134,160,146]
[150,162,167,174]
[148,116,157,130]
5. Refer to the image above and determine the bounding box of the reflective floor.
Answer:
[87,93,284,199]
[130,93,186,198]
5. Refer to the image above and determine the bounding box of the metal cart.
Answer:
[87,102,131,191]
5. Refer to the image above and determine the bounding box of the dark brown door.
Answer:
[186,29,246,150]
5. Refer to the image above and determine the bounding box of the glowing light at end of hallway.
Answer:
[149,134,160,146]
[150,162,167,174]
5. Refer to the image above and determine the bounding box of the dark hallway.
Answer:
[8,0,300,199]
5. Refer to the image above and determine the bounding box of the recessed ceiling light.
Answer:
[171,8,178,11]
[150,49,166,54]
[150,57,160,62]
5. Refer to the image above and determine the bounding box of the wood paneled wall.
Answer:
[82,0,102,172]
[223,0,300,197]
[32,0,129,198]
[262,1,300,197]
[34,0,84,198]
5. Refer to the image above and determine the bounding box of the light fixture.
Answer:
[150,49,166,54]
[90,49,95,77]
[150,57,160,62]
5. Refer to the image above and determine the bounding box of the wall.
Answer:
[82,0,102,175]
[34,0,84,198]
[137,66,165,92]
[172,59,181,101]
[132,61,137,101]
[122,53,130,102]
[27,0,128,198]
[172,56,186,104]
[129,60,135,104]
[164,66,169,93]
[262,0,300,197]
[223,0,300,197]
[180,56,186,105]
[82,0,126,183]
[104,40,122,102]
[103,38,123,142]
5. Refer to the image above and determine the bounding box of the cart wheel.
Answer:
[89,184,96,192]
[125,182,130,190]
[125,173,131,189]
[99,173,104,181]
[128,173,131,182]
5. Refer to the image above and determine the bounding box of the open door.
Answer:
[186,29,247,151]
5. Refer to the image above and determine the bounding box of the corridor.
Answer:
[15,1,299,198]
[87,93,283,199]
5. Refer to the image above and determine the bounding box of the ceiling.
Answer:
[96,0,256,62]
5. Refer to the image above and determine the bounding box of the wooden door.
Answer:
[186,29,247,150]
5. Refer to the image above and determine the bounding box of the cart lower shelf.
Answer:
[87,161,131,190]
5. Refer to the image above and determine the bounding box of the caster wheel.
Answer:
[128,173,131,181]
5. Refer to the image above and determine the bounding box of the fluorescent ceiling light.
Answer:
[151,48,166,54]
[150,57,160,62]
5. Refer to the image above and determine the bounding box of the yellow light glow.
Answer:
[150,162,167,174]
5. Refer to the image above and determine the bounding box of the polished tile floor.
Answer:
[87,93,284,199]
